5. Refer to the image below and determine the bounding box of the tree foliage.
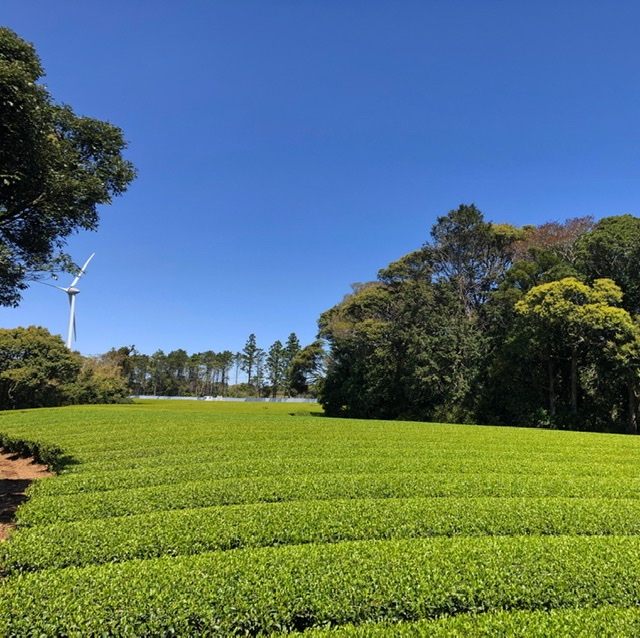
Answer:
[512,278,640,431]
[319,206,640,433]
[0,326,130,410]
[0,28,136,306]
[426,204,519,318]
[241,334,259,392]
[576,215,640,315]
[105,334,322,399]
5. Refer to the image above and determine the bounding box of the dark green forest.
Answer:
[318,205,640,434]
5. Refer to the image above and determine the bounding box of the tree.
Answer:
[165,349,190,395]
[0,28,136,306]
[252,348,266,397]
[148,350,168,396]
[216,350,235,396]
[266,340,286,397]
[318,281,401,418]
[427,204,519,319]
[512,217,595,264]
[282,332,301,396]
[512,277,640,431]
[0,326,80,409]
[0,326,131,409]
[576,215,640,315]
[319,245,488,421]
[289,340,326,396]
[64,356,131,405]
[241,334,259,391]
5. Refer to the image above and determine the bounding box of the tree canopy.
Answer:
[0,27,136,306]
[318,205,640,434]
[0,326,130,409]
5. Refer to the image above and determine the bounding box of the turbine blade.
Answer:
[70,253,95,287]
[73,314,77,341]
[40,282,69,292]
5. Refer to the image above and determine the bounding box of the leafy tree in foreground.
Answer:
[0,326,79,409]
[0,28,136,306]
[485,278,640,432]
[0,326,130,410]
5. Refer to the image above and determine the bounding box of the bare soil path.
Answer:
[0,449,53,541]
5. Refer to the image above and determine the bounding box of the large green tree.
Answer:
[318,281,396,418]
[0,326,129,409]
[266,340,286,398]
[576,215,640,315]
[241,334,259,392]
[0,326,79,409]
[486,278,640,432]
[426,204,520,319]
[0,28,136,306]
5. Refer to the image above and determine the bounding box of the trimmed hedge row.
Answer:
[0,433,65,472]
[3,403,640,635]
[296,606,640,637]
[18,470,640,527]
[29,452,640,497]
[2,536,640,635]
[6,497,640,573]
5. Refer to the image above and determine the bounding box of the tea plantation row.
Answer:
[3,536,640,635]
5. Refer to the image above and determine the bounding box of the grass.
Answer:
[1,400,639,635]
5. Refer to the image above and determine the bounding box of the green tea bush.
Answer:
[3,536,640,635]
[296,607,640,637]
[6,497,640,573]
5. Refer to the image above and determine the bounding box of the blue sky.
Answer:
[2,1,640,357]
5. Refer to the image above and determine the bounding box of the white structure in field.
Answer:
[51,253,95,349]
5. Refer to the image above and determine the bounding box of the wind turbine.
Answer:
[50,253,95,349]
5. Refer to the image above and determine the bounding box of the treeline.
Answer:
[104,333,325,398]
[0,328,325,410]
[318,205,640,434]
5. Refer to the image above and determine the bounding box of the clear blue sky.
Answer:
[3,1,640,357]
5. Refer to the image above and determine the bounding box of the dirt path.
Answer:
[0,449,53,541]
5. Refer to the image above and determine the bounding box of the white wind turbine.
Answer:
[50,253,95,349]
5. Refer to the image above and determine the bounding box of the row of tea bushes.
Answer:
[6,496,640,572]
[298,606,640,637]
[28,452,640,497]
[2,536,640,635]
[18,470,640,527]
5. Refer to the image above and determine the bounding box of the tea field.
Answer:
[1,400,640,636]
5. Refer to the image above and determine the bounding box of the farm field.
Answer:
[1,401,640,635]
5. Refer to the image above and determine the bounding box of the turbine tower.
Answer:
[52,253,95,349]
